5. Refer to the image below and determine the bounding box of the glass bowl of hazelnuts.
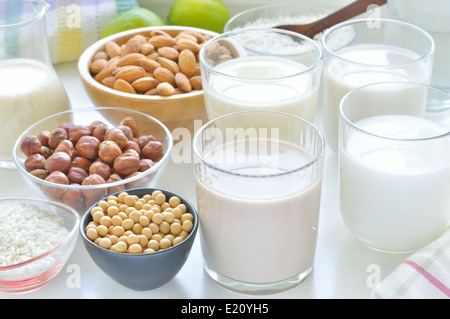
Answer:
[12,107,173,213]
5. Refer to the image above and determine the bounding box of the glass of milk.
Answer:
[0,0,71,169]
[387,0,450,91]
[339,82,450,254]
[193,110,325,294]
[321,18,435,153]
[199,28,322,122]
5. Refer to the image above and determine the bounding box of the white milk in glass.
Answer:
[340,115,450,252]
[203,56,319,122]
[196,138,322,283]
[323,44,430,151]
[0,59,70,163]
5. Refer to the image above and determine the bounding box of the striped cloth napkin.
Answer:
[371,228,450,299]
[45,0,139,64]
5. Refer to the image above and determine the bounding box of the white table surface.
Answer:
[0,0,412,299]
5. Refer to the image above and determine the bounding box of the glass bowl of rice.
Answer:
[224,3,333,42]
[0,197,80,293]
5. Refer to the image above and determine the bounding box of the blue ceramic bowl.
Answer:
[79,187,198,290]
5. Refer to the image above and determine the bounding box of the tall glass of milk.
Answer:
[199,28,322,122]
[193,111,325,294]
[321,18,434,152]
[0,0,70,169]
[339,82,450,253]
[388,0,450,91]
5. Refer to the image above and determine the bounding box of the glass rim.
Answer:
[321,18,435,68]
[199,27,323,81]
[0,0,49,29]
[339,81,450,142]
[192,110,326,178]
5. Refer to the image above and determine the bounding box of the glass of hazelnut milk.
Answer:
[339,82,450,253]
[193,111,325,294]
[199,28,323,123]
[321,19,435,153]
[0,0,70,169]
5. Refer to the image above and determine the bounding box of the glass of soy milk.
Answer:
[199,28,322,122]
[339,82,450,254]
[193,111,325,294]
[321,18,435,152]
[0,0,70,169]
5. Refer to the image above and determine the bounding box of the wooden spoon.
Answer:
[276,0,387,38]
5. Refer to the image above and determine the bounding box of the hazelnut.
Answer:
[67,167,89,184]
[45,152,72,174]
[29,168,49,180]
[117,125,134,139]
[63,187,84,211]
[89,161,112,181]
[68,125,91,144]
[105,128,128,149]
[58,122,75,132]
[21,136,42,157]
[113,154,140,176]
[54,139,75,158]
[75,135,100,159]
[92,123,108,141]
[106,173,125,194]
[40,146,53,159]
[124,140,141,156]
[98,140,122,163]
[81,174,107,200]
[139,158,155,172]
[142,140,164,162]
[38,130,51,147]
[123,148,140,158]
[120,116,141,138]
[137,135,156,149]
[48,127,68,149]
[89,120,107,133]
[24,153,46,172]
[71,156,92,172]
[43,171,69,199]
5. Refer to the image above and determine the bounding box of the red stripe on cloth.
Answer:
[403,260,450,298]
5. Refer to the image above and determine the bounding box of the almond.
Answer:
[101,76,116,88]
[153,67,175,86]
[139,58,160,73]
[131,77,157,92]
[157,46,179,60]
[175,31,198,43]
[178,49,196,77]
[123,36,142,55]
[105,41,121,58]
[148,35,176,49]
[117,53,145,67]
[156,82,175,96]
[94,67,118,82]
[139,43,154,55]
[90,58,107,74]
[157,57,180,74]
[175,72,192,92]
[114,66,145,83]
[176,38,201,54]
[190,75,202,90]
[114,79,136,94]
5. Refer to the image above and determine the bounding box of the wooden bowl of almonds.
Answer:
[78,26,218,137]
